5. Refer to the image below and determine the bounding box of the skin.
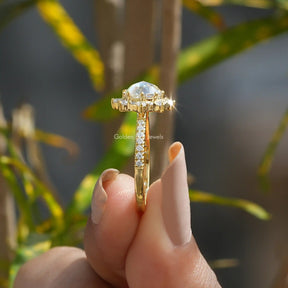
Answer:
[14,143,222,288]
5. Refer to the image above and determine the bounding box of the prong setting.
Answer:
[111,81,175,113]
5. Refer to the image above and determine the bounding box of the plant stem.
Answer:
[94,0,125,92]
[151,0,182,181]
[0,104,16,286]
[123,0,156,83]
[123,0,157,175]
[12,104,60,203]
[94,0,126,147]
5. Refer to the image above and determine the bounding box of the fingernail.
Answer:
[91,168,119,224]
[161,142,192,246]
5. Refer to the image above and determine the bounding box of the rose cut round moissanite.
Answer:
[127,81,160,100]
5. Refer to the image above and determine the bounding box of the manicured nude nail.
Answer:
[161,142,192,246]
[91,169,119,224]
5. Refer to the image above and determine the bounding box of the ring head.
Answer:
[111,81,175,113]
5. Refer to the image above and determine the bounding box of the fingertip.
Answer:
[105,173,135,201]
[162,141,191,246]
[91,169,119,224]
[130,179,172,252]
[85,172,139,287]
[168,141,183,163]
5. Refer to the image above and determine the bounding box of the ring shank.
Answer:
[134,112,150,211]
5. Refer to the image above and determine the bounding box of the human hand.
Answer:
[14,142,221,288]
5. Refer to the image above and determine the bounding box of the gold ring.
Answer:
[111,81,175,211]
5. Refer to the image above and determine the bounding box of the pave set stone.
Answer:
[135,118,145,167]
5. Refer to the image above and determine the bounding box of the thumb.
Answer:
[126,142,221,288]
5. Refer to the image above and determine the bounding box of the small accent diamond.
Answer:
[136,131,145,138]
[148,103,154,110]
[130,101,140,106]
[136,145,144,151]
[136,152,143,159]
[136,138,144,144]
[136,160,144,167]
[137,125,145,131]
[120,99,128,105]
[155,99,162,106]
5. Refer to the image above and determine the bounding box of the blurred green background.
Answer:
[0,1,288,287]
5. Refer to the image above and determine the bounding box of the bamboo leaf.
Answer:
[83,89,122,122]
[52,214,87,246]
[35,129,79,157]
[197,0,288,10]
[0,0,105,90]
[84,13,288,122]
[189,190,271,220]
[0,0,39,32]
[258,108,288,192]
[66,112,137,216]
[0,160,35,232]
[37,0,104,90]
[0,132,35,236]
[177,12,288,83]
[183,0,226,30]
[0,156,64,231]
[0,124,79,157]
[209,258,239,269]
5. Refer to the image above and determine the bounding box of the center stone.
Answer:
[127,81,160,100]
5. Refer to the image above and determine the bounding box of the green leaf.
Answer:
[84,13,288,121]
[0,124,78,157]
[209,258,239,269]
[51,214,87,246]
[189,190,271,220]
[9,233,51,288]
[0,159,35,233]
[66,112,137,216]
[177,12,288,83]
[0,0,105,90]
[183,0,226,30]
[258,108,288,192]
[37,0,104,90]
[0,0,39,32]
[197,0,288,10]
[83,89,123,122]
[0,156,64,232]
[35,129,79,157]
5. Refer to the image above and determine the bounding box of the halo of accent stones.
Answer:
[111,81,175,113]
